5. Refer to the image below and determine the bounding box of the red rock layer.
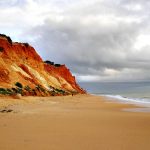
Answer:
[44,64,85,93]
[0,35,85,95]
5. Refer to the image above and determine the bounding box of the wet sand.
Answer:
[0,94,150,150]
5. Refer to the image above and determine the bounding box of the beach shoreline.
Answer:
[0,94,150,150]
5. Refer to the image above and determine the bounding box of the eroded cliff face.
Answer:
[0,35,85,96]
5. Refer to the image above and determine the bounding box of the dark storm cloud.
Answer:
[1,0,150,81]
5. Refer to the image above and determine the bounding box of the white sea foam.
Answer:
[94,94,150,108]
[96,94,150,112]
[105,94,150,104]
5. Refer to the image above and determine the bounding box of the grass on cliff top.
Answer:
[0,34,12,45]
[44,60,61,67]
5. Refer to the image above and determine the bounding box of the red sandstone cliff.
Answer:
[0,34,85,96]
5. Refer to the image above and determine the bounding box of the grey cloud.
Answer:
[25,18,140,76]
[2,0,150,82]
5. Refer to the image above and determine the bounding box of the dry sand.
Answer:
[0,94,150,150]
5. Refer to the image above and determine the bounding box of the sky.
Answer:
[0,0,150,82]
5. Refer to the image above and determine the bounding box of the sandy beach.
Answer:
[0,94,150,150]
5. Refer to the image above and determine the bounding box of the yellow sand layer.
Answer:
[0,94,150,150]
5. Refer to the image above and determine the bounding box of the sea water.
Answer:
[79,81,150,112]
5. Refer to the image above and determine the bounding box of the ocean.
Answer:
[79,81,150,110]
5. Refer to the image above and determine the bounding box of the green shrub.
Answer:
[12,87,24,95]
[16,88,23,95]
[55,88,65,94]
[15,82,23,89]
[51,91,56,96]
[15,82,23,95]
[0,88,7,95]
[44,60,62,67]
[24,85,31,92]
[6,88,13,95]
[36,85,45,93]
[0,34,12,45]
[7,36,12,45]
[0,88,13,95]
[12,88,17,93]
[23,43,29,48]
[55,64,61,67]
[44,60,54,65]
